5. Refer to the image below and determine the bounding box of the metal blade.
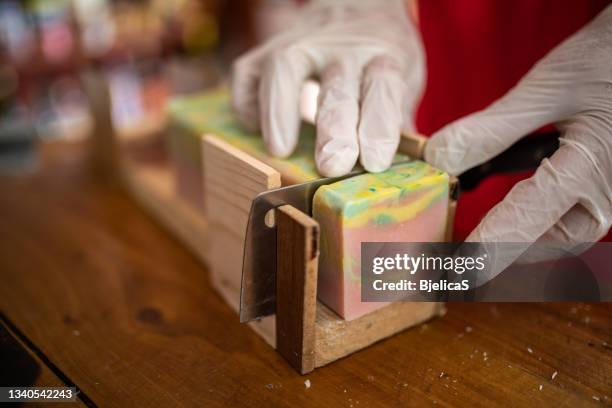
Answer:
[239,169,363,322]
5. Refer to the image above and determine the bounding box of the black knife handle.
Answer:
[457,131,560,191]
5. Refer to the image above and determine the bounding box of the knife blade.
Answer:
[239,168,365,322]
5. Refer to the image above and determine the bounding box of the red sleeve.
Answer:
[415,0,612,241]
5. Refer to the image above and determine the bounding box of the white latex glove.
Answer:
[426,6,612,279]
[231,0,425,176]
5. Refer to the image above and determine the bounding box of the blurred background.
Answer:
[0,0,303,173]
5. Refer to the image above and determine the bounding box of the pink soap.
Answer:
[313,162,449,320]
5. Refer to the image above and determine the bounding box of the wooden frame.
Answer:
[276,205,319,374]
[117,132,451,374]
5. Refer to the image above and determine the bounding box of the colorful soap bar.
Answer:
[313,162,450,321]
[167,89,321,210]
[167,88,412,206]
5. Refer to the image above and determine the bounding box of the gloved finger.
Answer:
[259,45,313,157]
[315,61,361,177]
[231,49,266,132]
[425,71,570,176]
[516,123,612,263]
[358,55,407,172]
[464,144,583,285]
[517,203,606,264]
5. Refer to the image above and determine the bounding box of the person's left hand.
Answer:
[425,6,612,277]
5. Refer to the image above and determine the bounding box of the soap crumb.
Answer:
[344,389,347,393]
[527,347,533,354]
[539,385,543,391]
[439,372,445,378]
[551,371,558,380]
[465,326,473,333]
[265,384,274,389]
[592,396,600,401]
[304,379,311,389]
[367,375,375,381]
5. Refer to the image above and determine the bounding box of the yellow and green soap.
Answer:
[313,162,449,320]
[167,88,320,199]
[167,88,413,204]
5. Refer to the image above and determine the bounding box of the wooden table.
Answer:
[1,141,610,407]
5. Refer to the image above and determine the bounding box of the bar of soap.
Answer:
[167,88,412,206]
[167,88,320,209]
[313,162,449,321]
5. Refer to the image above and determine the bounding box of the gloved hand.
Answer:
[426,6,612,277]
[231,0,425,176]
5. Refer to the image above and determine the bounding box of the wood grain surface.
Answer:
[0,141,610,407]
[202,134,281,345]
[275,205,320,374]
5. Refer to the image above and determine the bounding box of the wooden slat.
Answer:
[202,134,281,346]
[275,205,319,374]
[315,302,445,367]
[399,132,428,160]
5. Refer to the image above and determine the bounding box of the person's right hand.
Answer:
[231,0,425,177]
[425,5,612,281]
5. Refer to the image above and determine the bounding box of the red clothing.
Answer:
[416,0,611,241]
